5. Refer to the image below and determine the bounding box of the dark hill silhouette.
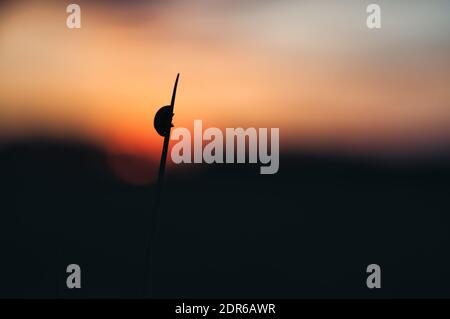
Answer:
[1,138,450,298]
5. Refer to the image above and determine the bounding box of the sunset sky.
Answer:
[1,0,450,159]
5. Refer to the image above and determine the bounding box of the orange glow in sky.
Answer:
[1,0,450,163]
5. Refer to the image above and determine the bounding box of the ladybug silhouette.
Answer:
[153,105,174,137]
[153,73,179,138]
